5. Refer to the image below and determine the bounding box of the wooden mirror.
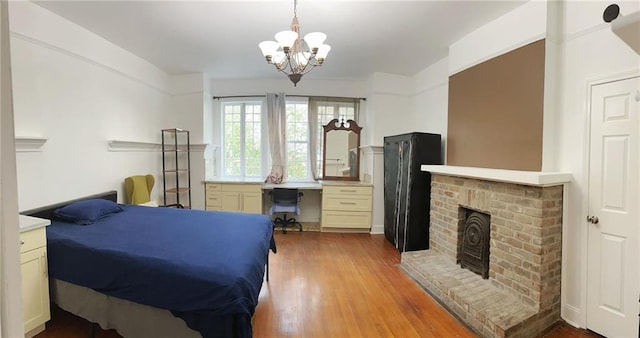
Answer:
[322,119,362,181]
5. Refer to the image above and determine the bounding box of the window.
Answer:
[217,97,359,181]
[286,101,310,180]
[221,101,263,178]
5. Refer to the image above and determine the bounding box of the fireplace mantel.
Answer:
[421,165,572,187]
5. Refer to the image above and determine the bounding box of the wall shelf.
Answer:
[107,140,161,152]
[108,140,208,152]
[15,137,48,152]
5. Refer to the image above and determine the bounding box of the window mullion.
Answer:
[240,103,246,178]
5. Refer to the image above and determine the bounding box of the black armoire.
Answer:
[383,132,442,252]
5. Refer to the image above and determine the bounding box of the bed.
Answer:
[21,191,276,338]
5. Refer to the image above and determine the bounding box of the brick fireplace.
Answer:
[401,166,570,338]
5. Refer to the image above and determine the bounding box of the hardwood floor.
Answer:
[36,232,600,338]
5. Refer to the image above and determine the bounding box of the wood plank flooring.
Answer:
[36,232,600,338]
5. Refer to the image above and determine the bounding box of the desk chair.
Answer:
[269,188,303,234]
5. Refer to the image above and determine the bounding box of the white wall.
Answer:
[557,0,640,327]
[166,73,209,209]
[210,77,367,99]
[0,1,24,335]
[9,2,208,211]
[361,73,413,232]
[411,57,449,162]
[448,0,547,75]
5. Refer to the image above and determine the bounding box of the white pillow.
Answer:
[138,201,159,207]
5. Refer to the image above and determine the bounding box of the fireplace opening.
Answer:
[459,209,491,279]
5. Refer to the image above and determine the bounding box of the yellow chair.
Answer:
[124,174,156,205]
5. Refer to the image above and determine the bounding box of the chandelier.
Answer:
[258,0,331,86]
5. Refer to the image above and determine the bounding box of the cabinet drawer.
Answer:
[321,210,371,229]
[323,185,372,196]
[206,193,222,207]
[20,227,46,254]
[323,194,372,212]
[221,184,262,193]
[205,183,222,193]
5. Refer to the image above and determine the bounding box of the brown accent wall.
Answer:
[447,39,545,171]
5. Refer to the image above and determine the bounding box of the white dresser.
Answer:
[19,215,51,338]
[321,183,373,232]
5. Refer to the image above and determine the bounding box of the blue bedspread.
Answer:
[46,205,275,338]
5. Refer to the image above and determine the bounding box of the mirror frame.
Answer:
[322,119,362,181]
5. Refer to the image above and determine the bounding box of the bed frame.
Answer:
[21,190,118,220]
[21,191,271,338]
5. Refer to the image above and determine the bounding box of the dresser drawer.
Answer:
[323,185,372,196]
[221,183,262,193]
[20,227,46,254]
[205,183,222,193]
[321,210,371,229]
[205,193,222,207]
[323,194,372,212]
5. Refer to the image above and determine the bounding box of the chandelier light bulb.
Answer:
[316,44,331,60]
[303,32,327,52]
[273,51,286,65]
[275,30,298,51]
[258,41,279,59]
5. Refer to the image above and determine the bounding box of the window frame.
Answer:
[219,98,267,179]
[285,97,311,181]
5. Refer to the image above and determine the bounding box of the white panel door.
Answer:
[587,76,639,337]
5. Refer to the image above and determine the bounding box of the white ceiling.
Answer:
[33,0,527,81]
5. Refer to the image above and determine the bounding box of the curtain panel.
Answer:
[265,93,287,183]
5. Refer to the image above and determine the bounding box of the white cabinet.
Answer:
[205,183,262,214]
[205,183,222,211]
[19,216,50,337]
[321,185,372,232]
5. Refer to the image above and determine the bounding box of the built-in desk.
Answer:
[204,180,373,232]
[262,182,322,190]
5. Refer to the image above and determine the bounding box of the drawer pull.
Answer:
[340,189,357,193]
[20,240,24,245]
[339,202,357,205]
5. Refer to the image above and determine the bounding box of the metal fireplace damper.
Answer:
[460,211,491,279]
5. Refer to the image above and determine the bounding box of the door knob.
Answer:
[586,215,599,224]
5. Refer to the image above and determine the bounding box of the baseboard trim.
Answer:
[370,224,384,234]
[561,304,584,329]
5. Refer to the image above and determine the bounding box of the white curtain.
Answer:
[265,93,287,183]
[308,97,319,180]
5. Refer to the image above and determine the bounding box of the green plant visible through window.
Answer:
[222,102,262,178]
[286,102,309,180]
